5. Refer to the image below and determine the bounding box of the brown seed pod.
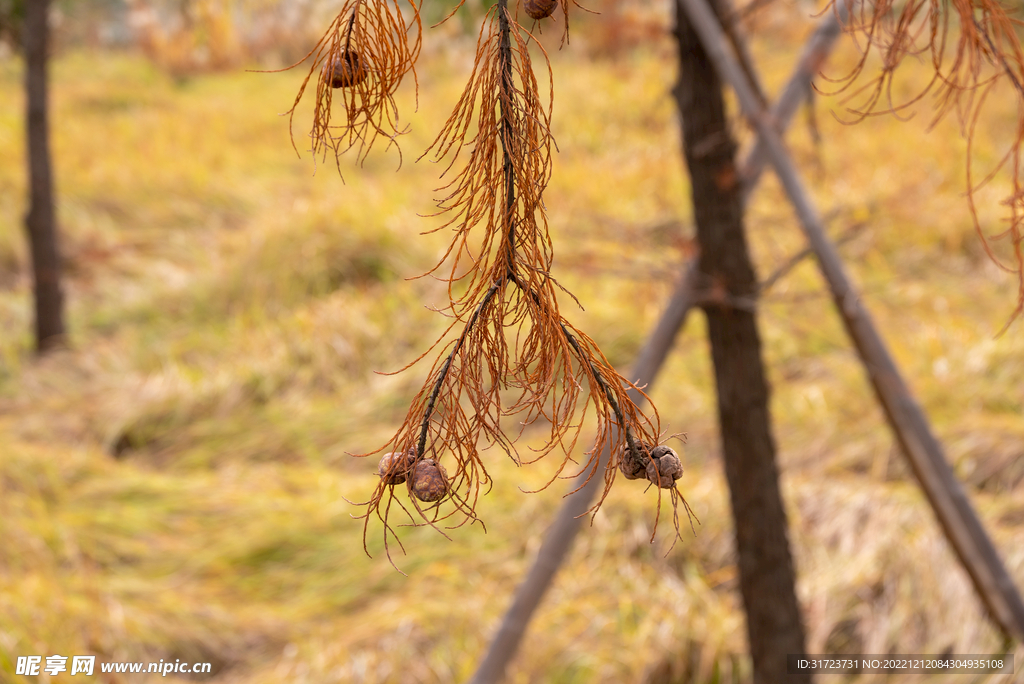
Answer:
[618,442,650,480]
[650,445,676,461]
[524,0,557,20]
[323,50,367,89]
[410,459,449,503]
[377,449,416,485]
[645,446,683,489]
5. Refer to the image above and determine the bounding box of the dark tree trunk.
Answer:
[672,2,810,682]
[24,0,65,353]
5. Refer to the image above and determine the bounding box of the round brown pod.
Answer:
[645,446,683,488]
[410,459,449,502]
[618,442,649,480]
[524,0,557,20]
[324,50,367,89]
[650,445,677,461]
[377,449,416,485]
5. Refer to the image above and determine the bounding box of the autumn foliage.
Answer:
[275,0,693,567]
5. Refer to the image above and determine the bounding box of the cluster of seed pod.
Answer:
[524,0,557,20]
[323,50,367,89]
[618,443,683,489]
[377,449,450,503]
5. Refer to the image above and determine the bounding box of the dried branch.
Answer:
[336,0,676,565]
[267,0,423,172]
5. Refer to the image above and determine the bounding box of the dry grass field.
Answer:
[1,2,1024,681]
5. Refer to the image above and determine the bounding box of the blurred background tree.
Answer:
[23,0,66,353]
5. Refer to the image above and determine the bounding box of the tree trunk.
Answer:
[672,2,810,682]
[24,0,65,353]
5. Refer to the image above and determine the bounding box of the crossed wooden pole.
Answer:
[469,2,1024,681]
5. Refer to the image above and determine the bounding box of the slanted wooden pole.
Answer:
[739,3,847,200]
[468,11,852,683]
[676,0,1024,641]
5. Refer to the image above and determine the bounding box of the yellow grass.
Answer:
[1,4,1024,682]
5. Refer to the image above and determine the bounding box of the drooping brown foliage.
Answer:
[366,4,686,565]
[280,0,688,566]
[276,0,423,171]
[822,0,1024,326]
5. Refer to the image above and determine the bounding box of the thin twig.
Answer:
[973,17,1024,102]
[757,220,861,294]
[499,0,518,277]
[417,282,501,459]
[507,271,645,465]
